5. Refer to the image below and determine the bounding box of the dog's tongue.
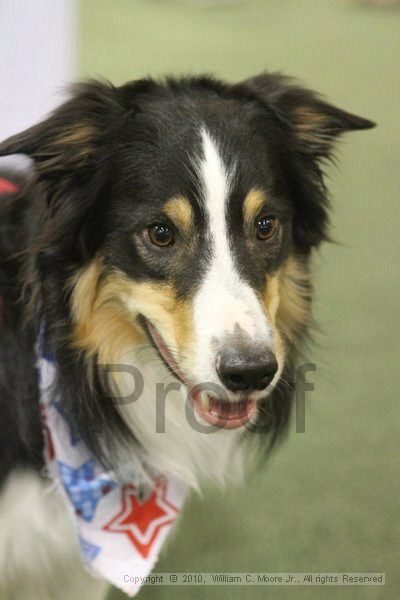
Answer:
[192,392,256,430]
[209,397,251,418]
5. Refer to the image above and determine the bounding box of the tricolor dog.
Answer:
[0,72,374,598]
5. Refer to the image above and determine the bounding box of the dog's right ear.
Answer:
[0,80,128,183]
[0,81,145,264]
[0,78,160,187]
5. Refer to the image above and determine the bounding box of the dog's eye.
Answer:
[147,223,175,247]
[256,216,278,241]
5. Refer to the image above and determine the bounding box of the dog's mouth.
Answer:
[143,317,257,430]
[190,390,256,430]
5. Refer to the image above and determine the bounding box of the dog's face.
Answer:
[84,100,296,430]
[0,74,374,433]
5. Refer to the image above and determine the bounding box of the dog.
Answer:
[0,72,374,598]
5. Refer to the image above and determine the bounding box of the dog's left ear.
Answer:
[236,72,375,249]
[236,72,375,159]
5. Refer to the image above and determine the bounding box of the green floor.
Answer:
[81,2,399,599]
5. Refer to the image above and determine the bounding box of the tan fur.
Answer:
[261,254,311,374]
[243,188,267,231]
[70,257,195,371]
[263,272,281,325]
[262,272,285,371]
[122,281,193,352]
[164,196,193,232]
[70,257,144,367]
[275,254,312,346]
[56,124,97,149]
[36,124,98,174]
[292,106,330,148]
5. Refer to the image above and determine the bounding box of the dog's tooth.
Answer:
[210,410,219,418]
[201,391,210,410]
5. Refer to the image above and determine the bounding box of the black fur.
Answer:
[0,73,374,484]
[0,181,43,485]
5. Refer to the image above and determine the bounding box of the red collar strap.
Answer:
[0,177,21,195]
[0,177,21,325]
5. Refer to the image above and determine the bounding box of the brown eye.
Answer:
[256,216,278,240]
[147,223,175,247]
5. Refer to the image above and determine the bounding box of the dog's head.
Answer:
[0,74,374,433]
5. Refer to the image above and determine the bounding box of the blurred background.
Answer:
[1,1,399,599]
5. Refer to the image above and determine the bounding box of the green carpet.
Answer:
[80,2,400,599]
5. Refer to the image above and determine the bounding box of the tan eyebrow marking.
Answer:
[164,196,194,231]
[243,188,268,230]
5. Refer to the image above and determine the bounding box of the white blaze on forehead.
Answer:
[192,128,273,383]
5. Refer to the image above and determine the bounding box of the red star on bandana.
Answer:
[103,476,178,558]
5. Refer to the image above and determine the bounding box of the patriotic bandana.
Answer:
[37,338,188,596]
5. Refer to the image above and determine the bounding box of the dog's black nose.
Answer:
[217,351,278,393]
